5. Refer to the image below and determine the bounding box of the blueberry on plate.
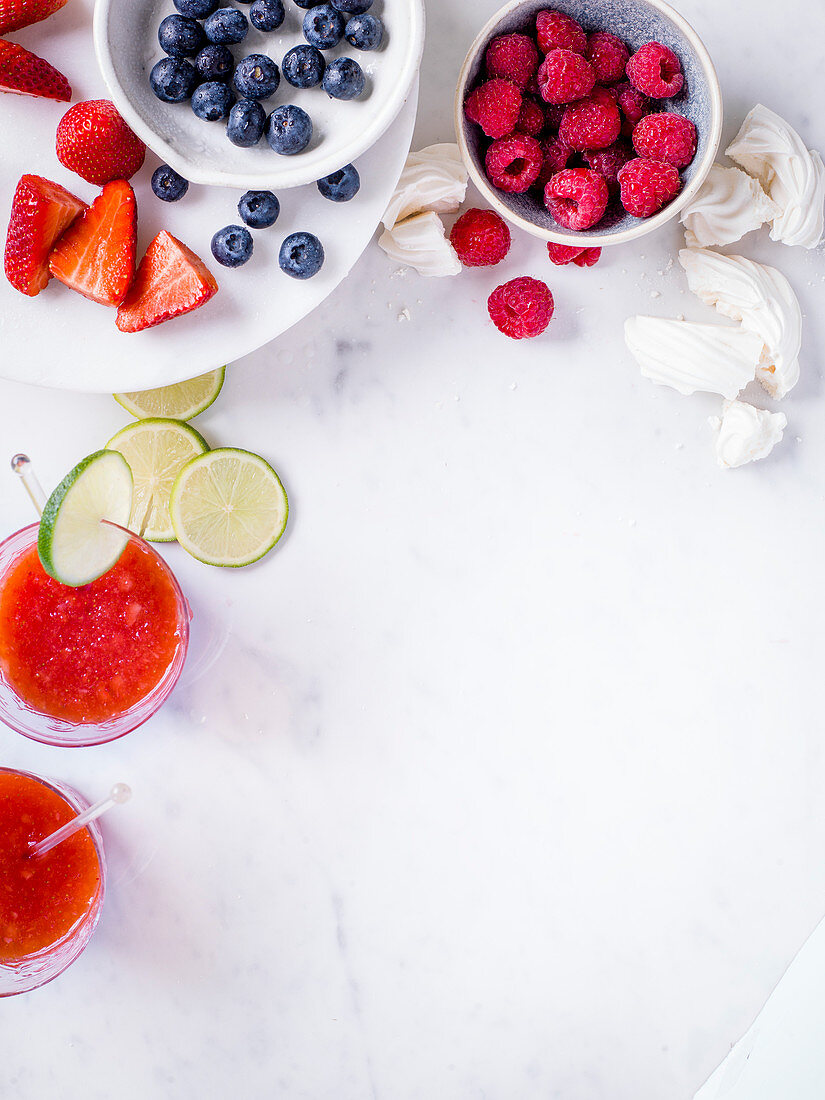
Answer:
[174,0,219,16]
[233,54,280,99]
[150,57,197,102]
[204,7,249,44]
[212,225,254,267]
[282,44,325,88]
[322,56,364,99]
[302,3,344,49]
[249,0,285,31]
[158,15,205,58]
[331,0,372,12]
[316,163,360,201]
[238,190,280,228]
[345,13,382,49]
[266,104,312,155]
[151,164,190,202]
[279,232,324,279]
[195,44,234,83]
[192,80,234,121]
[226,99,266,146]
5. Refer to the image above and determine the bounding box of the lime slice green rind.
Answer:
[113,366,226,422]
[38,450,134,587]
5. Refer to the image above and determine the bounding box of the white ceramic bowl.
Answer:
[454,0,723,248]
[94,0,425,190]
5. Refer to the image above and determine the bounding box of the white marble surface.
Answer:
[2,1,825,1097]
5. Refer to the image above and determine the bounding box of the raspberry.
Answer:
[614,81,651,135]
[544,167,609,230]
[485,33,539,89]
[485,133,544,193]
[585,31,629,85]
[583,141,633,188]
[533,134,573,191]
[572,247,601,267]
[547,242,584,265]
[464,78,522,139]
[450,208,511,267]
[516,96,545,137]
[536,10,586,55]
[537,49,595,105]
[559,87,621,150]
[626,42,684,98]
[632,111,697,168]
[617,157,681,218]
[488,276,555,339]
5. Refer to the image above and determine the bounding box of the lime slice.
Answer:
[38,450,134,587]
[113,367,226,421]
[106,418,209,542]
[169,448,288,567]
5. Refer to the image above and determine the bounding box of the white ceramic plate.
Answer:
[0,0,418,393]
[94,0,425,189]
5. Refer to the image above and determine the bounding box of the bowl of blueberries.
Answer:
[93,0,425,189]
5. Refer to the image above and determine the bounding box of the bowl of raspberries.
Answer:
[455,0,722,246]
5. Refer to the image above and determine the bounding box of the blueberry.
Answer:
[249,0,284,30]
[302,3,344,49]
[345,13,382,50]
[211,225,254,267]
[191,80,234,120]
[293,0,323,7]
[233,54,280,99]
[238,190,280,228]
[265,104,312,155]
[316,163,360,202]
[279,232,324,279]
[158,15,205,60]
[204,7,249,44]
[194,44,234,83]
[174,0,219,15]
[150,57,197,102]
[151,164,190,202]
[322,56,364,99]
[282,44,325,88]
[226,99,266,146]
[331,0,372,12]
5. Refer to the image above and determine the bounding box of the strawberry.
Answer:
[0,0,68,35]
[49,180,136,307]
[116,231,218,334]
[0,40,70,101]
[56,100,145,186]
[4,174,86,296]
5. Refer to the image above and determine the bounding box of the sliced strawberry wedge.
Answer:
[116,231,218,333]
[49,180,137,306]
[4,174,86,296]
[0,0,68,35]
[0,40,71,101]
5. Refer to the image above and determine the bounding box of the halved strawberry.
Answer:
[0,0,68,35]
[49,180,136,307]
[4,174,86,296]
[0,40,70,101]
[116,231,218,334]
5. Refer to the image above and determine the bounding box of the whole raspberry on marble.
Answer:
[559,86,621,150]
[488,276,555,339]
[450,208,511,267]
[464,78,522,139]
[583,141,633,189]
[485,132,544,193]
[547,242,584,265]
[485,33,539,89]
[533,134,573,191]
[544,167,609,230]
[617,156,681,217]
[614,82,651,135]
[537,49,595,105]
[536,9,586,55]
[515,96,546,137]
[632,111,696,168]
[585,31,629,85]
[572,247,601,267]
[626,42,684,98]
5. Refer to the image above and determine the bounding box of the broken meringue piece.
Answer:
[680,164,779,248]
[381,144,469,231]
[679,249,802,399]
[624,316,763,399]
[726,104,825,249]
[378,212,462,277]
[709,400,787,468]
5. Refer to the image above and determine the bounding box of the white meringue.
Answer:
[678,249,802,399]
[377,212,462,277]
[726,104,825,249]
[680,164,779,248]
[624,316,763,399]
[381,144,469,231]
[709,400,787,468]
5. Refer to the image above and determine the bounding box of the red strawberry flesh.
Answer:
[116,231,218,334]
[0,40,71,101]
[4,174,86,297]
[0,0,68,35]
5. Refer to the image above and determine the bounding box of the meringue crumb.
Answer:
[398,308,411,322]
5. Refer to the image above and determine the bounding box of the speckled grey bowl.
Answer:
[454,0,722,247]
